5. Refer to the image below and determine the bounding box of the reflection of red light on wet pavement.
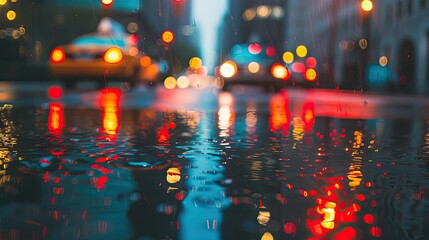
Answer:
[284,222,296,234]
[48,103,64,136]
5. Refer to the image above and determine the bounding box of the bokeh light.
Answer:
[48,86,63,100]
[189,57,203,69]
[359,39,368,49]
[128,46,139,56]
[265,46,276,57]
[182,25,194,36]
[304,68,317,81]
[177,76,190,89]
[50,48,65,63]
[261,231,274,240]
[126,22,138,33]
[296,45,308,58]
[101,0,113,6]
[256,5,272,19]
[242,8,256,21]
[162,30,174,44]
[361,0,373,12]
[284,222,296,234]
[306,57,317,68]
[0,0,7,6]
[282,51,294,64]
[379,56,388,67]
[291,62,306,73]
[370,226,382,238]
[248,62,260,74]
[140,56,152,67]
[271,6,284,19]
[220,61,237,78]
[164,76,177,89]
[103,47,123,64]
[248,43,262,54]
[271,63,289,79]
[7,10,16,21]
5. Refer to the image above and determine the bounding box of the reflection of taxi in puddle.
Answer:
[49,17,141,89]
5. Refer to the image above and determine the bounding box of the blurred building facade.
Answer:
[284,0,429,94]
[370,0,429,94]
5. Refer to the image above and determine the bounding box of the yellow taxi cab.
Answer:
[49,17,140,89]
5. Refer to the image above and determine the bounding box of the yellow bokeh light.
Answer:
[379,56,388,67]
[282,51,294,63]
[296,45,307,58]
[261,231,274,240]
[189,57,202,69]
[305,68,317,81]
[164,76,177,89]
[361,0,373,12]
[248,62,260,74]
[0,0,7,5]
[7,10,16,21]
[162,30,174,44]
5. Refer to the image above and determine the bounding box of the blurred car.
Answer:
[49,17,141,89]
[216,43,289,92]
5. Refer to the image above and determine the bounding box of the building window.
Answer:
[420,0,427,9]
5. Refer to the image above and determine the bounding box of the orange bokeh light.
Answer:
[162,30,174,44]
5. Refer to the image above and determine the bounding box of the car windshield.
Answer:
[72,35,127,49]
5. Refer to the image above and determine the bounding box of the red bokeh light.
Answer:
[128,34,138,45]
[370,226,382,238]
[284,222,296,234]
[248,43,262,54]
[266,46,276,57]
[291,62,306,73]
[334,226,356,240]
[363,213,375,224]
[306,57,317,68]
[48,86,63,99]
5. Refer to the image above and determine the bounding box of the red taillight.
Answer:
[50,48,65,64]
[103,47,123,64]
